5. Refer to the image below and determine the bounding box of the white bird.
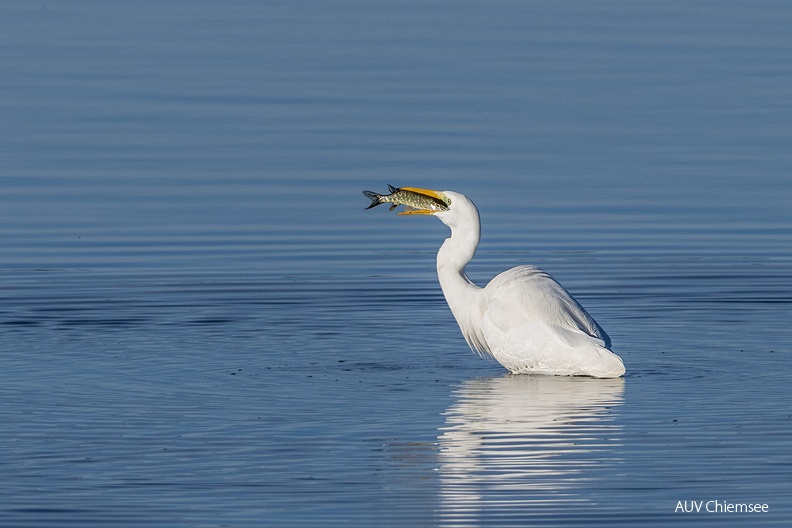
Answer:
[364,186,625,378]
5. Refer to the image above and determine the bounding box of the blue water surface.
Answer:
[1,1,791,526]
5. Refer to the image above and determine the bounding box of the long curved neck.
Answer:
[436,214,482,324]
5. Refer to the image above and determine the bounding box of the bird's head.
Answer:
[401,188,479,231]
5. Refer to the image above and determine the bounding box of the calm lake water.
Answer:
[2,1,791,526]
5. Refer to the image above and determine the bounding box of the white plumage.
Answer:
[428,190,625,378]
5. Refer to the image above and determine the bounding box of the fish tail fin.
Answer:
[363,190,383,209]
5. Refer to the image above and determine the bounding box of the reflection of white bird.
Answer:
[364,187,625,378]
[438,375,624,522]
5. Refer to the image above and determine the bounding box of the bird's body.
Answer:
[443,263,624,377]
[364,187,625,378]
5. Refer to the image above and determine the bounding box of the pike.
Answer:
[362,185,451,214]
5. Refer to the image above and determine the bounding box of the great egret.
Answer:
[364,186,625,378]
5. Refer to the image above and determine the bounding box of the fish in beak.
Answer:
[363,185,451,215]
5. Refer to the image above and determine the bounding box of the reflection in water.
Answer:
[438,375,624,526]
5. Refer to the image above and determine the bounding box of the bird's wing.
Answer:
[482,265,611,349]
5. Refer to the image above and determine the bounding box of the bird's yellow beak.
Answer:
[397,187,448,215]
